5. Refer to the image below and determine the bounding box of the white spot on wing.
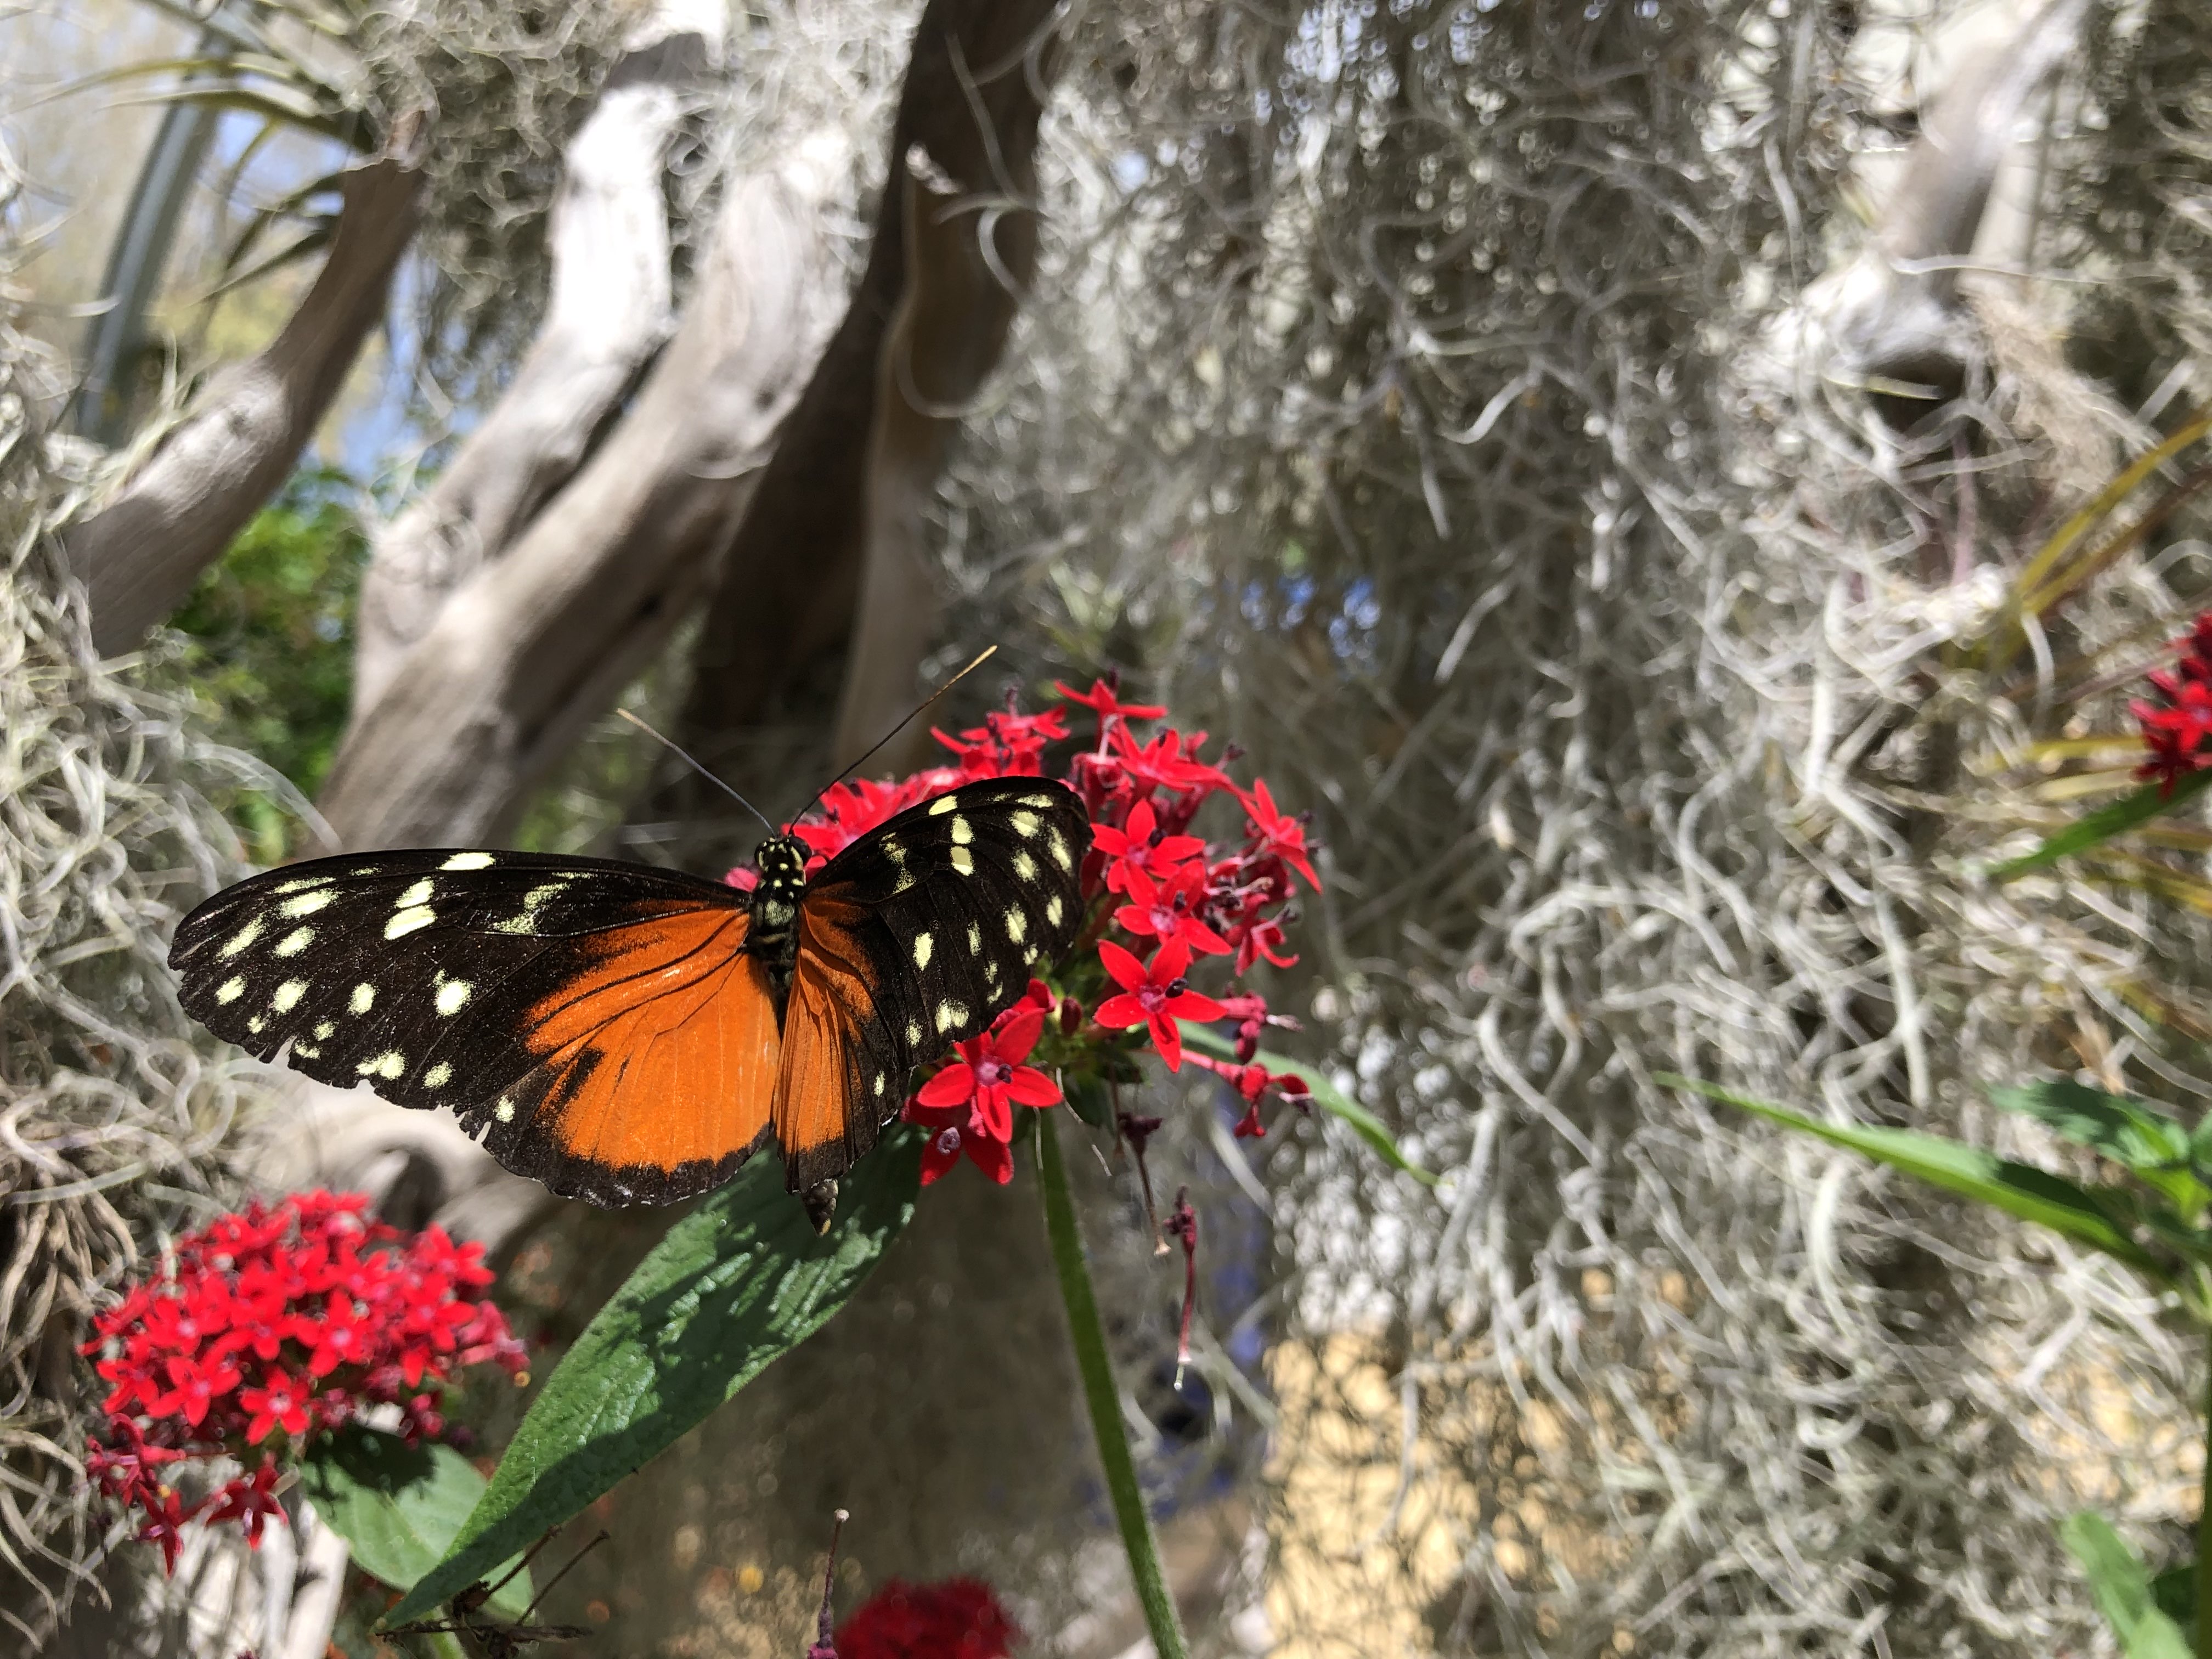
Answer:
[424,1062,453,1089]
[1005,908,1027,943]
[275,927,313,956]
[313,1021,335,1040]
[281,890,332,918]
[1011,810,1041,838]
[907,1020,923,1047]
[350,983,376,1014]
[247,1015,266,1034]
[1012,851,1039,882]
[1019,793,1057,809]
[967,922,981,955]
[874,1074,887,1097]
[216,977,245,1005]
[275,877,328,894]
[950,816,974,845]
[441,852,495,871]
[929,795,960,816]
[495,1097,516,1122]
[950,846,975,877]
[1048,830,1073,872]
[912,932,933,969]
[435,980,472,1016]
[358,1051,405,1080]
[386,905,436,940]
[1046,894,1064,927]
[272,980,306,1014]
[394,879,434,910]
[221,919,263,958]
[936,1000,968,1033]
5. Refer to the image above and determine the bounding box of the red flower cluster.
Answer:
[81,1192,526,1568]
[2136,613,2212,793]
[749,676,1322,1186]
[832,1577,1022,1659]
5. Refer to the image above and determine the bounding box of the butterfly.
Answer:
[169,776,1093,1228]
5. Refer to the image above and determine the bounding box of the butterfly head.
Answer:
[753,835,809,894]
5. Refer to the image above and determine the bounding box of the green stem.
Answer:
[1039,1109,1190,1659]
[2200,1322,2210,1659]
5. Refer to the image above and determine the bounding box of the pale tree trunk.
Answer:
[349,0,723,712]
[1820,0,2092,415]
[314,142,849,849]
[69,120,426,657]
[672,0,1062,790]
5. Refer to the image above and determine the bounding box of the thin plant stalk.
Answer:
[1039,1108,1190,1659]
[2200,1327,2211,1659]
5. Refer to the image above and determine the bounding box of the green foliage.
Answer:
[384,1133,922,1627]
[2061,1513,2196,1659]
[1989,769,2212,880]
[301,1427,532,1621]
[171,471,365,860]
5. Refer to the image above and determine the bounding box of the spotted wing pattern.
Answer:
[169,851,775,1204]
[775,776,1093,1192]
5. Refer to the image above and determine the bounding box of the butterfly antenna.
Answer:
[517,1528,610,1626]
[616,709,779,837]
[794,646,1000,826]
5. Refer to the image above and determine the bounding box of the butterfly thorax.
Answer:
[746,836,811,1008]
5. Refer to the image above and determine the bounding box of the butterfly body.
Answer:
[170,778,1093,1226]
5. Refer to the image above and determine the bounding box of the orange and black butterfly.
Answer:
[169,777,1092,1228]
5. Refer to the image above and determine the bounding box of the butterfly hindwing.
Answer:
[775,777,1092,1190]
[170,851,777,1204]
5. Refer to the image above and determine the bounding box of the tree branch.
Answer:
[671,0,1062,788]
[349,2,722,712]
[315,141,848,849]
[68,121,426,657]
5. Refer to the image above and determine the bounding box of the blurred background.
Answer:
[5,0,2212,1654]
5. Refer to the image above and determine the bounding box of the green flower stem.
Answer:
[1039,1109,1190,1659]
[2200,1324,2210,1659]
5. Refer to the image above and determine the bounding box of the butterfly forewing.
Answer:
[170,851,774,1203]
[776,776,1092,1190]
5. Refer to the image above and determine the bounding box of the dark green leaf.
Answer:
[300,1429,531,1620]
[383,1132,920,1627]
[2152,1561,2196,1632]
[1661,1075,2166,1277]
[2061,1512,2195,1659]
[1989,1081,2206,1215]
[1989,768,2212,879]
[1064,1070,1113,1129]
[1181,1022,1437,1187]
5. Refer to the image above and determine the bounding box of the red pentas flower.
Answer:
[904,987,1063,1186]
[81,1191,526,1570]
[834,1577,1023,1659]
[1094,939,1223,1071]
[2137,615,2212,793]
[1092,797,1206,894]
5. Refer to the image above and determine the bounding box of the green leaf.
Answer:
[2061,1512,2197,1659]
[1661,1075,2166,1277]
[383,1133,921,1627]
[1064,1070,1113,1130]
[1989,768,2212,879]
[2152,1561,2196,1632]
[1989,1081,2206,1214]
[300,1429,532,1620]
[1180,1022,1437,1186]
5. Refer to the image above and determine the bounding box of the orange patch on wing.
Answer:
[774,895,881,1180]
[523,908,778,1175]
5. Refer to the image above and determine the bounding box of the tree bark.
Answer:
[349,0,722,713]
[69,122,426,657]
[315,140,848,849]
[671,0,1062,791]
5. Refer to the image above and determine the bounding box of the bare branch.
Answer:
[1822,0,2092,417]
[67,122,427,657]
[350,1,724,711]
[315,141,848,849]
[673,0,1062,785]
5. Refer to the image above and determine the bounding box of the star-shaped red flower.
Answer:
[1238,778,1321,890]
[1113,863,1231,956]
[1092,798,1206,895]
[1093,939,1223,1070]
